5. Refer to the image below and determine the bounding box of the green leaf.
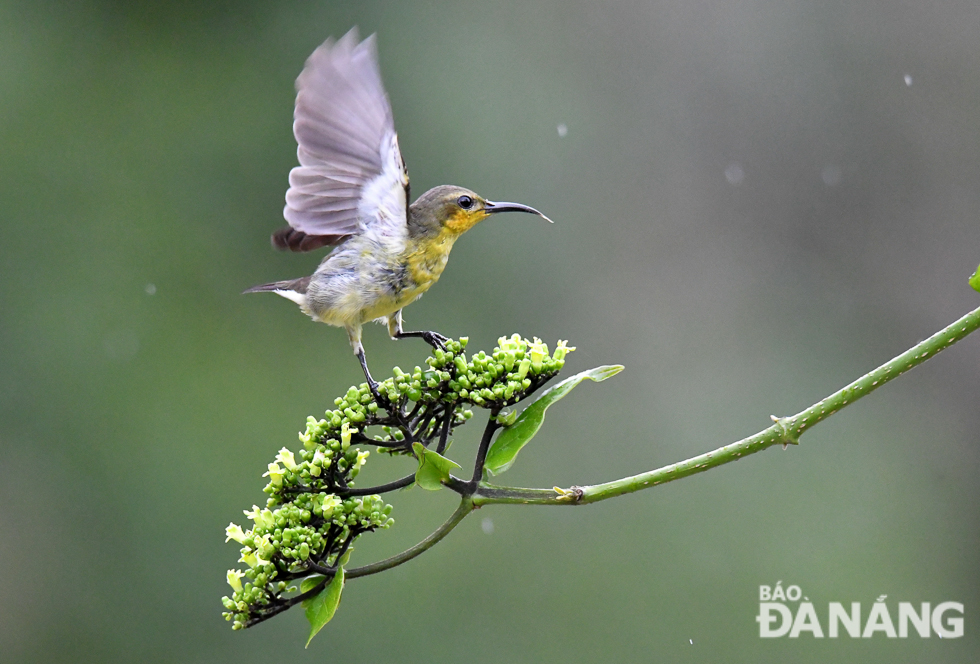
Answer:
[304,567,344,648]
[970,263,980,293]
[484,365,624,476]
[413,442,461,491]
[300,575,326,597]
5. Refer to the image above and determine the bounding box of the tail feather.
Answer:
[243,275,311,295]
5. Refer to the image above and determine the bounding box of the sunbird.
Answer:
[246,29,552,396]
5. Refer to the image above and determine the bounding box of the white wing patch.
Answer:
[358,131,409,246]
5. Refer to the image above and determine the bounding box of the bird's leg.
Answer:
[346,325,382,403]
[355,346,380,397]
[387,310,449,350]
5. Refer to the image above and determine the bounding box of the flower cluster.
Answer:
[376,335,573,409]
[223,335,573,631]
[437,335,574,407]
[222,429,393,629]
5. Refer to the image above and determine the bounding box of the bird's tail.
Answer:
[242,276,311,295]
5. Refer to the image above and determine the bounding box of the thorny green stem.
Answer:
[472,304,980,506]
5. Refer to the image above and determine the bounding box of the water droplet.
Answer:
[145,283,157,295]
[904,74,913,86]
[481,517,494,535]
[556,123,568,137]
[724,162,744,185]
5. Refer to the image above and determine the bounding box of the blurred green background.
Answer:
[1,0,978,661]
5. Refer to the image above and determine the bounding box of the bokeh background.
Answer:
[2,0,978,661]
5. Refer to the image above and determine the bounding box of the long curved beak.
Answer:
[484,200,554,223]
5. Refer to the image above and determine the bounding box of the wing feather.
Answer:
[277,28,409,251]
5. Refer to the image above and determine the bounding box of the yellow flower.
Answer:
[226,569,245,593]
[239,549,258,568]
[224,522,248,544]
[322,494,342,518]
[275,447,298,471]
[553,340,576,361]
[263,462,284,487]
[341,421,358,449]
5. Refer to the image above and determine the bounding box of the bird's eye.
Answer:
[456,195,474,210]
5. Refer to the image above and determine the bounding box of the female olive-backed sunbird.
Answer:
[246,29,552,395]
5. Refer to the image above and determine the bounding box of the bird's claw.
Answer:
[421,331,449,350]
[367,379,383,405]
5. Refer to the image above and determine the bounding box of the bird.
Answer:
[245,28,552,399]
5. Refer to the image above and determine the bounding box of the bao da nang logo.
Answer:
[757,582,963,638]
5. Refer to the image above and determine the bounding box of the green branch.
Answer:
[473,304,980,507]
[226,309,980,642]
[346,498,474,579]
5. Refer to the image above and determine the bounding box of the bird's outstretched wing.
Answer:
[275,28,409,252]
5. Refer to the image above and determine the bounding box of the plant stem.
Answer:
[470,412,500,484]
[338,474,416,496]
[473,304,980,507]
[345,498,474,579]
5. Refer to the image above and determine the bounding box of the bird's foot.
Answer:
[391,329,449,351]
[420,331,449,350]
[366,378,383,405]
[359,364,404,424]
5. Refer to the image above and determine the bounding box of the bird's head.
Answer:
[409,185,552,240]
